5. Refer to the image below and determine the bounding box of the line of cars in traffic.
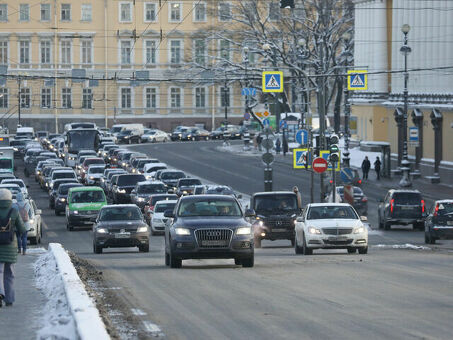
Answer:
[15,128,453,268]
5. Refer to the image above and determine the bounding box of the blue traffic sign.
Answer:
[262,71,283,92]
[409,127,419,142]
[279,120,288,129]
[244,112,251,120]
[340,168,354,184]
[262,118,270,127]
[295,129,308,145]
[241,87,257,96]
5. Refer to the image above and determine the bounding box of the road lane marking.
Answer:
[46,231,57,237]
[131,308,147,316]
[142,321,163,336]
[42,219,49,230]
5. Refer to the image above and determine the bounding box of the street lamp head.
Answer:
[262,43,271,51]
[401,24,411,34]
[298,38,306,47]
[243,46,249,53]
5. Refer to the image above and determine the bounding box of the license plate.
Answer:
[272,228,287,232]
[448,221,453,226]
[115,233,130,239]
[329,236,347,241]
[201,240,228,246]
[400,206,413,210]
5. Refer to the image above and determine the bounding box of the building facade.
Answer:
[0,0,266,132]
[351,0,453,180]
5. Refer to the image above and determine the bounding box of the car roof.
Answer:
[0,183,20,188]
[137,180,165,185]
[253,191,296,196]
[155,199,178,205]
[69,186,104,192]
[434,200,453,204]
[388,189,421,193]
[179,194,236,201]
[306,203,352,207]
[88,164,106,168]
[101,204,139,209]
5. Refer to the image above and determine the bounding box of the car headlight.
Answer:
[28,218,34,224]
[257,220,264,227]
[137,197,145,202]
[97,228,108,234]
[59,198,66,202]
[354,226,366,234]
[118,189,126,194]
[308,227,321,234]
[182,190,188,194]
[236,227,252,235]
[13,147,18,151]
[175,228,190,236]
[89,176,95,180]
[146,175,152,180]
[137,226,148,233]
[132,169,136,173]
[72,210,79,215]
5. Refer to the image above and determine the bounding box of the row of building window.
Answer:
[0,2,281,24]
[0,87,231,110]
[0,38,247,67]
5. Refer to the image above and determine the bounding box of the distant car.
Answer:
[93,204,149,254]
[205,185,239,198]
[26,199,42,245]
[335,186,368,216]
[141,129,169,143]
[294,203,368,255]
[130,181,168,210]
[181,127,210,141]
[378,190,427,230]
[144,194,179,224]
[170,126,189,141]
[66,186,107,231]
[158,170,186,191]
[1,179,28,198]
[112,174,146,204]
[150,200,177,235]
[85,165,106,185]
[49,178,79,209]
[143,163,167,180]
[176,178,202,196]
[424,200,453,244]
[164,195,255,268]
[54,183,84,216]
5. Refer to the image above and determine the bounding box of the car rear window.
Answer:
[59,184,82,195]
[117,175,146,186]
[85,159,105,166]
[179,178,202,186]
[155,202,176,213]
[150,195,178,206]
[138,184,167,194]
[393,192,422,204]
[436,203,453,216]
[161,171,185,180]
[53,172,75,179]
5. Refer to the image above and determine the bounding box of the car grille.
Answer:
[266,218,293,229]
[322,228,353,235]
[323,239,353,245]
[195,228,233,248]
[80,210,98,215]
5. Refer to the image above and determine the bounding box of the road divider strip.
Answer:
[48,243,110,340]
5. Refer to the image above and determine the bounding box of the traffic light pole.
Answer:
[331,160,336,203]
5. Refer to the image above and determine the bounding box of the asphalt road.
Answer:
[19,142,453,340]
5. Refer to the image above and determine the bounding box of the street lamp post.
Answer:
[399,24,412,187]
[262,43,281,132]
[342,32,353,168]
[222,66,230,146]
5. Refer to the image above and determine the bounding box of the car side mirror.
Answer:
[244,209,255,218]
[296,216,304,222]
[360,216,368,222]
[237,194,243,199]
[164,210,174,218]
[26,185,30,188]
[36,209,42,215]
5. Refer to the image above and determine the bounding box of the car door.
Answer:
[295,207,307,245]
[31,200,42,237]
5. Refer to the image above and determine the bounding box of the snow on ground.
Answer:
[34,251,77,340]
[371,244,431,250]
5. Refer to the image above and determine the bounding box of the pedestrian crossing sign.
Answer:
[347,70,367,90]
[293,148,312,169]
[319,150,341,171]
[262,71,284,92]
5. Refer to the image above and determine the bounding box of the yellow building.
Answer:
[0,0,258,132]
[352,0,453,181]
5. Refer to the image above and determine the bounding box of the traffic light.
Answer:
[280,0,295,9]
[329,134,340,163]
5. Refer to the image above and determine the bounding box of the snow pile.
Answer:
[34,250,77,340]
[372,244,431,250]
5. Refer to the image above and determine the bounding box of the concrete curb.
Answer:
[48,243,110,340]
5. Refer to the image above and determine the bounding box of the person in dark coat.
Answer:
[374,156,382,180]
[361,156,371,179]
[282,136,289,157]
[0,189,26,307]
[275,138,281,154]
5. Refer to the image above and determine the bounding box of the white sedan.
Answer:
[294,203,368,255]
[27,199,42,245]
[150,199,177,235]
[141,129,169,143]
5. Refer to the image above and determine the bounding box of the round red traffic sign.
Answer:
[312,157,328,174]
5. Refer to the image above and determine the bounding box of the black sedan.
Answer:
[425,200,453,244]
[164,195,255,268]
[93,205,150,254]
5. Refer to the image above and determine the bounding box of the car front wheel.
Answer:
[241,255,254,268]
[169,249,182,268]
[139,243,150,252]
[93,243,103,254]
[425,232,435,244]
[358,247,368,254]
[302,233,313,255]
[295,236,303,255]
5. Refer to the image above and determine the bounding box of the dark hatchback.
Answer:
[176,178,202,196]
[144,194,178,224]
[130,181,168,210]
[93,204,149,253]
[425,200,453,244]
[336,186,368,216]
[54,183,84,215]
[112,174,146,203]
[378,190,427,230]
[164,195,255,268]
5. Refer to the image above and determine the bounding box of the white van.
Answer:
[110,124,125,137]
[16,127,35,139]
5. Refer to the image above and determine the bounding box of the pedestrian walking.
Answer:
[293,186,302,210]
[0,189,26,307]
[13,193,30,255]
[257,134,262,151]
[275,138,281,154]
[361,156,371,179]
[282,136,289,157]
[374,156,382,180]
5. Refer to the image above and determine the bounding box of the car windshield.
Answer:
[177,199,241,217]
[146,166,166,173]
[54,172,75,179]
[3,180,24,188]
[307,206,358,220]
[254,194,298,212]
[138,184,167,194]
[393,192,422,204]
[179,179,202,186]
[337,187,363,195]
[435,203,453,216]
[206,187,234,195]
[0,159,12,169]
[71,190,105,203]
[107,171,125,180]
[117,175,146,186]
[99,206,141,221]
[120,130,132,136]
[150,195,178,205]
[89,167,104,174]
[111,126,123,133]
[85,159,104,166]
[155,202,176,213]
[59,184,81,195]
[161,172,185,180]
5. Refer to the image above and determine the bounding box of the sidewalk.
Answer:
[219,142,453,200]
[1,249,47,340]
